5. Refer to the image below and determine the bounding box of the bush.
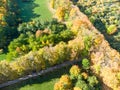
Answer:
[6,51,19,61]
[60,75,72,86]
[18,20,45,35]
[73,87,82,90]
[68,37,85,60]
[54,75,72,90]
[50,0,55,8]
[82,36,92,56]
[54,42,70,63]
[11,52,45,76]
[75,80,89,90]
[81,72,88,79]
[117,72,120,81]
[0,61,18,83]
[60,30,74,42]
[7,34,29,61]
[54,82,66,90]
[70,65,81,78]
[87,76,98,87]
[55,7,66,21]
[47,19,67,34]
[82,58,90,70]
[42,42,70,66]
[106,25,117,35]
[42,46,58,66]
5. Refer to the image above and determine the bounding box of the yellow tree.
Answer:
[55,7,65,21]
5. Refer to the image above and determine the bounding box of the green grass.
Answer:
[17,0,52,22]
[1,65,73,90]
[0,54,6,61]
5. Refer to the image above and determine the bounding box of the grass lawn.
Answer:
[1,65,73,90]
[0,54,6,61]
[17,0,52,22]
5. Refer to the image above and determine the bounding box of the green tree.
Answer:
[82,58,90,70]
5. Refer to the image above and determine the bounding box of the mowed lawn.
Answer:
[17,0,52,22]
[1,66,70,90]
[0,54,6,61]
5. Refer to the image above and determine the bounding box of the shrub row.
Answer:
[0,30,92,83]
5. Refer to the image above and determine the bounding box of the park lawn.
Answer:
[1,65,71,90]
[17,0,52,22]
[0,54,6,61]
[19,78,58,90]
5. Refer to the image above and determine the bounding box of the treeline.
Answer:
[7,19,75,60]
[0,0,20,50]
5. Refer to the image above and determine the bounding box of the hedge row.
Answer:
[0,28,92,83]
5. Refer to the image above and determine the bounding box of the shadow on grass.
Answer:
[16,0,40,22]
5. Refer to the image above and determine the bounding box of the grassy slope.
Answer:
[17,0,52,22]
[1,66,70,90]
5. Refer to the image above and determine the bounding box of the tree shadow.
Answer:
[17,0,41,22]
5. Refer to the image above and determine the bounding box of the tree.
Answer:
[82,58,90,70]
[87,76,98,87]
[55,7,66,21]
